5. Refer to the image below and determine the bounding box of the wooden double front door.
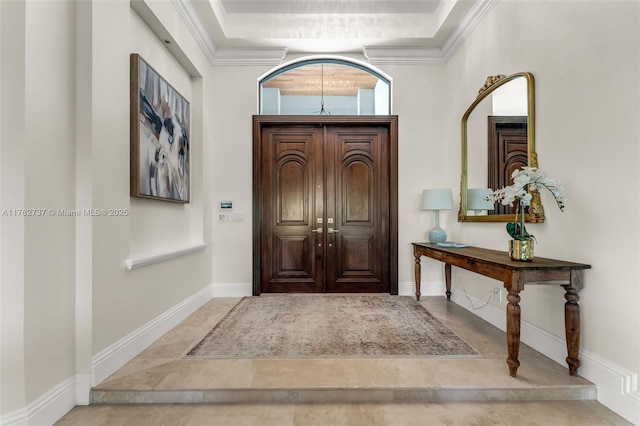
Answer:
[253,116,398,295]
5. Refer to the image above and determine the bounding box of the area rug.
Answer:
[185,295,479,359]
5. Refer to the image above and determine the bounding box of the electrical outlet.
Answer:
[493,288,503,302]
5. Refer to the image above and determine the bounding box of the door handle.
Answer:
[311,228,323,233]
[328,228,339,234]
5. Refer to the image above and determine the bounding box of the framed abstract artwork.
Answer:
[130,53,190,203]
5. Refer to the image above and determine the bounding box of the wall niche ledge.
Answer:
[126,242,208,270]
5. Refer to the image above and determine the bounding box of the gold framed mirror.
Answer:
[458,72,545,223]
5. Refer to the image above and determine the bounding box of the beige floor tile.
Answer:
[94,361,178,390]
[155,359,256,389]
[293,403,395,426]
[179,298,240,329]
[57,401,632,426]
[251,359,347,388]
[137,326,209,359]
[55,404,193,426]
[341,358,440,388]
[57,296,631,426]
[185,403,296,426]
[418,401,631,426]
[99,358,176,383]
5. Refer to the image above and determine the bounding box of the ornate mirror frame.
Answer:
[458,72,545,223]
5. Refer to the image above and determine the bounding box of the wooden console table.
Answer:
[412,242,591,377]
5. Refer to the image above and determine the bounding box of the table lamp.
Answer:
[421,188,453,244]
[467,188,495,215]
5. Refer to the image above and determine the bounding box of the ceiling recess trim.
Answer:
[362,47,446,65]
[170,0,217,65]
[212,48,289,66]
[172,0,497,67]
[440,0,498,63]
[364,0,498,65]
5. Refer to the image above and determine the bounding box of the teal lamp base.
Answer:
[428,227,447,244]
[427,210,447,244]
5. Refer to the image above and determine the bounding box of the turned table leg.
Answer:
[506,290,522,377]
[414,253,421,301]
[563,271,583,375]
[444,263,452,301]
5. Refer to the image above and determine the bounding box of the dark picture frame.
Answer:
[130,53,190,203]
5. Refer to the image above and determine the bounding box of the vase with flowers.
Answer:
[487,167,566,261]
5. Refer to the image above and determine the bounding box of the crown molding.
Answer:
[363,47,446,65]
[171,0,288,66]
[173,0,496,67]
[363,0,497,65]
[212,48,289,66]
[440,0,498,62]
[170,0,217,65]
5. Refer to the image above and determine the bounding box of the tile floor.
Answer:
[56,296,632,425]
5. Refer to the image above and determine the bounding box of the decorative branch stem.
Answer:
[519,201,525,239]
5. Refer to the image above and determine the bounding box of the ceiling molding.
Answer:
[364,0,497,65]
[440,0,498,62]
[172,0,287,66]
[172,0,497,67]
[211,48,289,66]
[170,0,217,65]
[220,0,441,15]
[363,47,446,65]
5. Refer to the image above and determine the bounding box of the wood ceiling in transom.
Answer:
[262,64,380,96]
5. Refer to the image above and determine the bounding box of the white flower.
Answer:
[513,173,530,189]
[487,167,566,212]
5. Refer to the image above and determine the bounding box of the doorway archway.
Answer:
[258,57,392,115]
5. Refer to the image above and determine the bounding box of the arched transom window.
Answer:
[259,58,391,115]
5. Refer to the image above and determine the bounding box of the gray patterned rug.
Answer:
[185,295,479,359]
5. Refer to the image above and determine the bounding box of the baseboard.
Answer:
[450,289,639,425]
[92,284,213,386]
[75,374,91,406]
[1,287,214,426]
[0,374,90,426]
[579,351,640,425]
[212,282,252,298]
[398,281,445,297]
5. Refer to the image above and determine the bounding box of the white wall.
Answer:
[1,0,77,414]
[85,0,212,358]
[0,0,28,415]
[1,0,215,422]
[23,0,77,405]
[210,66,265,294]
[446,0,639,375]
[376,63,451,293]
[443,0,639,421]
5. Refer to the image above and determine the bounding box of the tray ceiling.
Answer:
[172,0,496,64]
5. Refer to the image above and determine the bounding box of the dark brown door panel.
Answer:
[253,116,398,295]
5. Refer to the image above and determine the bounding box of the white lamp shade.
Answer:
[467,188,495,210]
[421,189,453,211]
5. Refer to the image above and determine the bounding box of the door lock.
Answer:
[312,218,324,233]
